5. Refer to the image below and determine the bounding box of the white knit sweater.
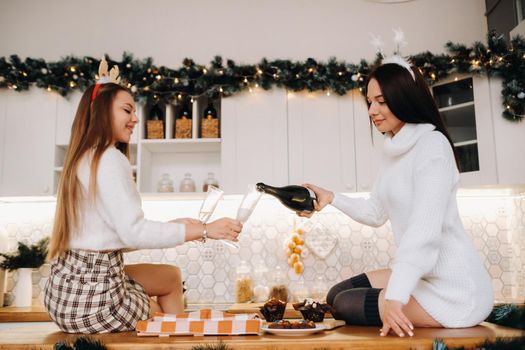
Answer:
[68,146,186,251]
[331,123,493,327]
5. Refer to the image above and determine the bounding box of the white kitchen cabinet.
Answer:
[287,91,356,193]
[432,76,499,187]
[352,90,383,192]
[0,90,56,196]
[488,77,525,185]
[0,92,6,192]
[221,89,289,193]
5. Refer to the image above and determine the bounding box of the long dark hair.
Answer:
[366,63,458,168]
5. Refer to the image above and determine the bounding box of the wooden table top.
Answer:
[0,321,523,350]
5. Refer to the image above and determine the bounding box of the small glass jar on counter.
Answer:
[179,173,196,192]
[235,261,253,303]
[252,262,269,303]
[157,173,174,192]
[202,172,219,192]
[267,265,289,302]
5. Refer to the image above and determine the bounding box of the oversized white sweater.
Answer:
[69,147,186,251]
[331,123,493,328]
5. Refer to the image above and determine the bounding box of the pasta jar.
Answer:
[235,261,253,303]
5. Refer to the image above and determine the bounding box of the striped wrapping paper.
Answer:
[136,309,262,336]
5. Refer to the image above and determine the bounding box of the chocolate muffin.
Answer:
[293,298,333,322]
[260,298,287,322]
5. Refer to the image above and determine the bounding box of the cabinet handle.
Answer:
[360,184,370,191]
[346,184,354,190]
[43,186,50,194]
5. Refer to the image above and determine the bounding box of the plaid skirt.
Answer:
[44,250,150,333]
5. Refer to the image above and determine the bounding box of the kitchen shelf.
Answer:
[140,138,221,153]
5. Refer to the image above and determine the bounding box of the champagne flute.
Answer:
[198,186,238,249]
[227,184,264,250]
[198,185,223,223]
[236,184,263,224]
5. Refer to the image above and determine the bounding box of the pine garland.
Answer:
[0,31,523,122]
[54,337,106,350]
[486,302,525,330]
[433,337,525,350]
[0,237,48,271]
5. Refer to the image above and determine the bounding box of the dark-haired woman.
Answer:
[299,61,493,337]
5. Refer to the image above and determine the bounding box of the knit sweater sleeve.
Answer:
[95,148,186,249]
[384,155,456,304]
[330,179,388,227]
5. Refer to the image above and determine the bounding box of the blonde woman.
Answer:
[45,73,242,333]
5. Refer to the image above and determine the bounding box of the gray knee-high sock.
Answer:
[326,273,372,306]
[332,287,382,326]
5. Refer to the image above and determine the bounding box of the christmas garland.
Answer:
[0,31,523,121]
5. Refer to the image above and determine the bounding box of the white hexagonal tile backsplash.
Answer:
[0,193,524,306]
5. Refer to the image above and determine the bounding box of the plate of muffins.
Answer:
[259,298,333,336]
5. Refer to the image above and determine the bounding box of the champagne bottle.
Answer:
[256,183,316,212]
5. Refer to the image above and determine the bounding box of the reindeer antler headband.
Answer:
[91,57,121,101]
[370,28,415,81]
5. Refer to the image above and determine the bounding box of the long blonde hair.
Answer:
[47,83,132,260]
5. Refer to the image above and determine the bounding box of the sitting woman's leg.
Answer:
[326,272,373,305]
[332,287,383,325]
[331,268,441,328]
[124,264,184,315]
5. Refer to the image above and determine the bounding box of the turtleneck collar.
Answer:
[383,123,436,157]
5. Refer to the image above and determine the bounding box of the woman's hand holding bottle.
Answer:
[297,183,334,218]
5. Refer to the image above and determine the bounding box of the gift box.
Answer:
[136,309,261,337]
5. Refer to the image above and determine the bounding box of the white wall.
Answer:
[0,0,487,65]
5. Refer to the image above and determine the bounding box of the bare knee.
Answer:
[166,265,182,289]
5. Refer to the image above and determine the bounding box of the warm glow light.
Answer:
[326,91,331,96]
[219,87,223,93]
[243,77,248,83]
[70,67,76,72]
[155,75,161,81]
[175,78,179,84]
[203,68,208,74]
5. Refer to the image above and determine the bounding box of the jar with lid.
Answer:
[311,275,328,301]
[291,279,309,302]
[235,261,253,303]
[202,172,219,192]
[157,173,174,192]
[179,173,196,192]
[267,265,289,302]
[252,261,269,303]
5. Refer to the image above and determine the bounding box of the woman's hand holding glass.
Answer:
[205,218,243,241]
[296,183,334,218]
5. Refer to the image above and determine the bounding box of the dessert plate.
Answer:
[261,324,326,336]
